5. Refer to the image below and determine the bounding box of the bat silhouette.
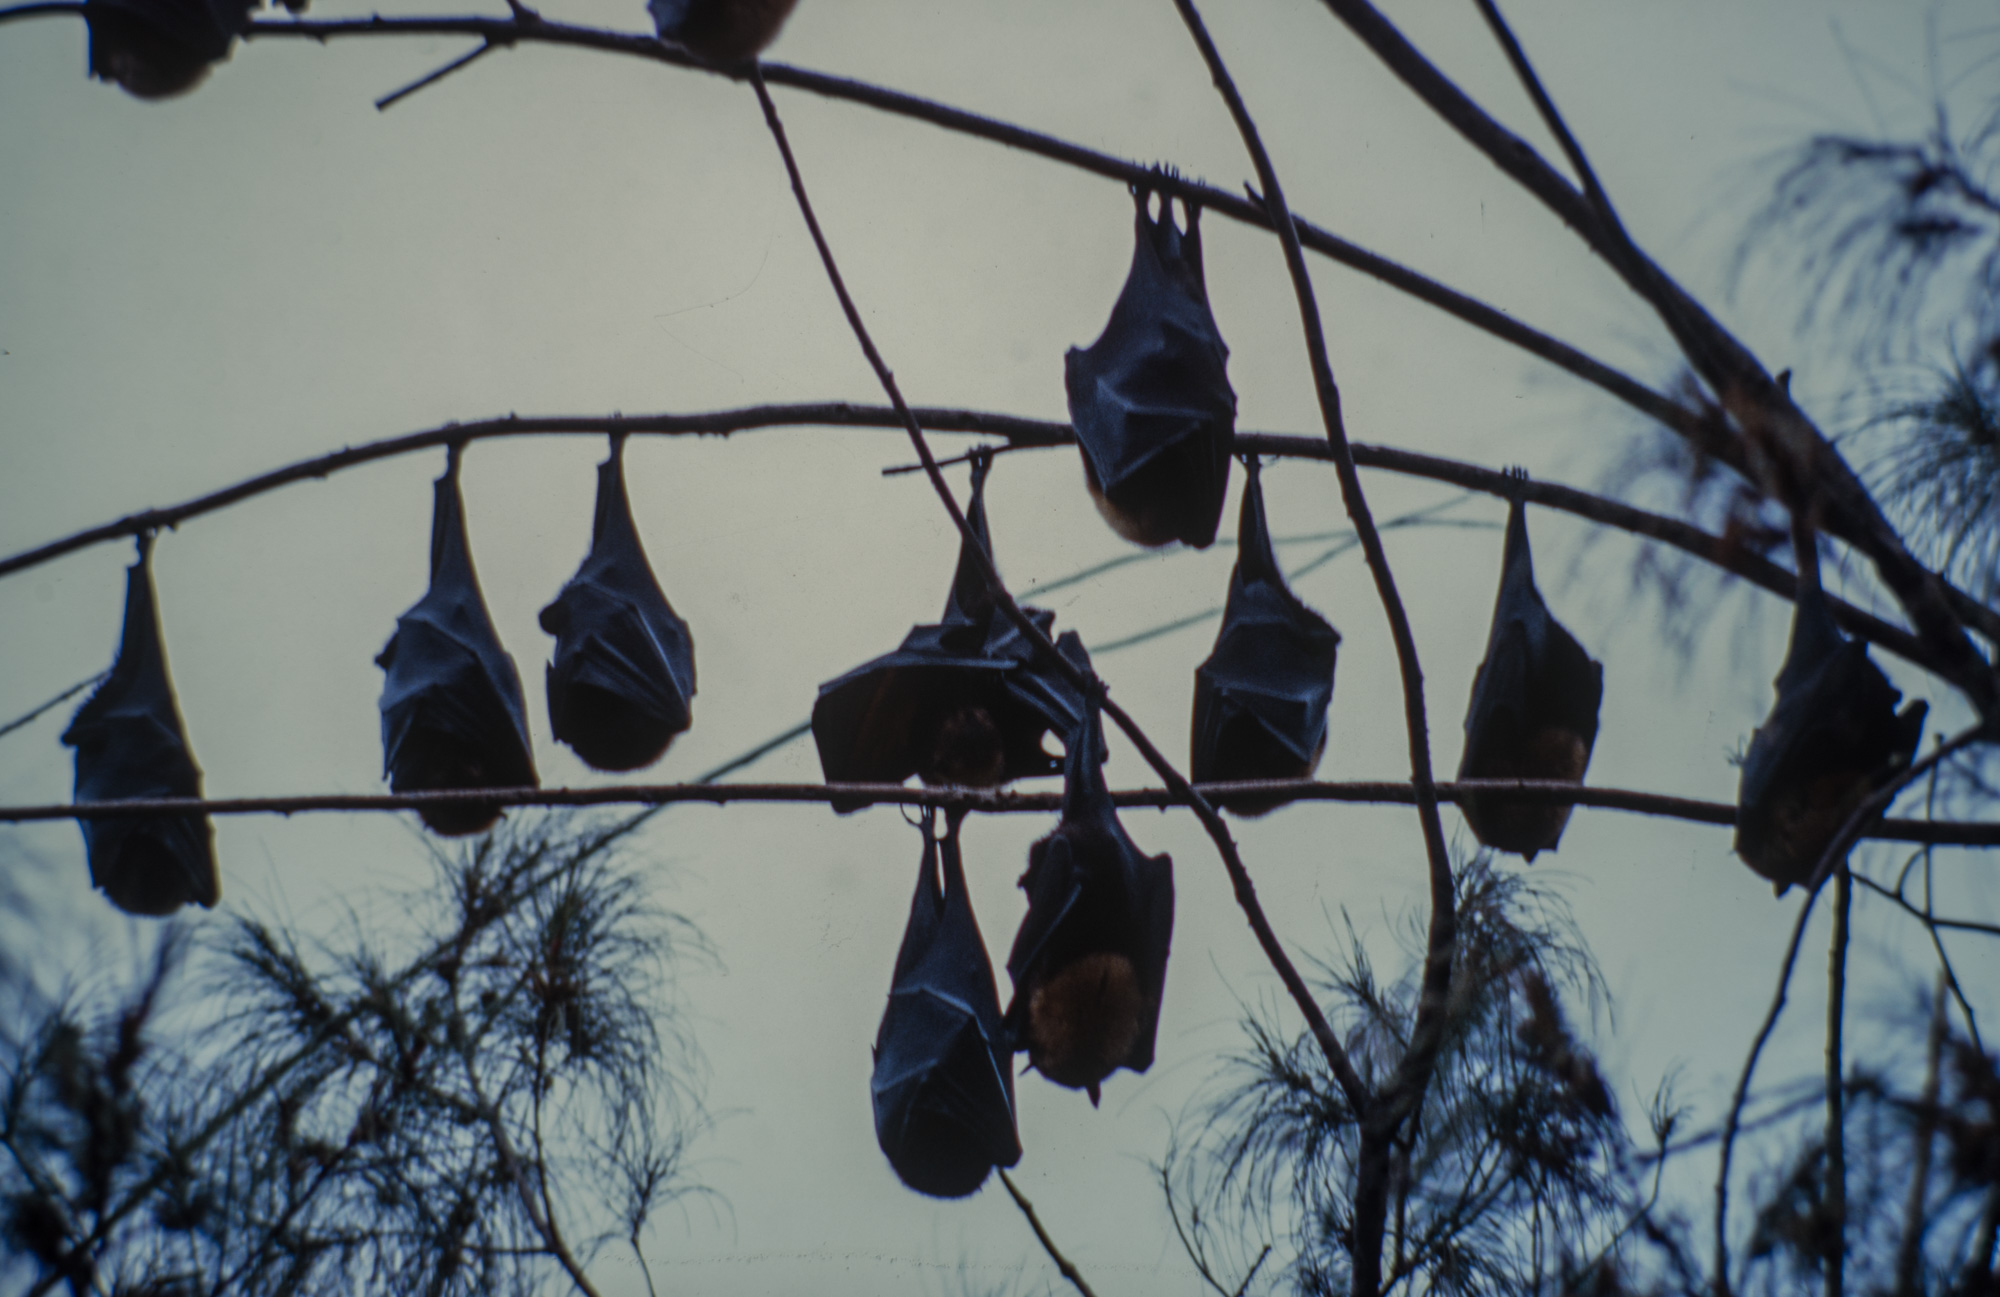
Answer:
[1064,180,1237,549]
[871,811,1023,1198]
[1005,703,1173,1106]
[377,447,538,836]
[1191,458,1341,814]
[1457,491,1604,861]
[540,437,695,772]
[86,0,254,100]
[61,535,218,917]
[1736,534,1926,894]
[647,0,799,63]
[813,455,1101,806]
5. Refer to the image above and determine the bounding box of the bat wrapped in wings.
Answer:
[540,437,695,773]
[1736,535,1926,894]
[85,0,255,100]
[813,455,1100,806]
[377,446,538,836]
[1064,180,1237,550]
[1005,703,1173,1106]
[871,812,1022,1198]
[1457,492,1604,861]
[61,535,218,917]
[648,0,799,63]
[1191,457,1341,813]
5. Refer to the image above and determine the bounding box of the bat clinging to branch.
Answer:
[1065,180,1237,549]
[84,0,253,100]
[871,812,1022,1198]
[1192,457,1341,814]
[540,437,695,773]
[376,447,538,836]
[61,535,218,916]
[1004,703,1173,1106]
[1457,491,1603,860]
[1736,529,1927,894]
[647,0,800,63]
[813,455,1100,805]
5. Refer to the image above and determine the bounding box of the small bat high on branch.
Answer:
[647,0,798,64]
[1456,484,1604,861]
[1004,703,1174,1107]
[376,445,538,836]
[539,436,696,773]
[1191,456,1341,814]
[1066,181,1237,549]
[60,533,218,916]
[83,0,253,99]
[1736,525,1928,894]
[812,454,1100,806]
[871,810,1023,1198]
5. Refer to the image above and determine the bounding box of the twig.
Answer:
[459,1045,602,1297]
[1170,4,1457,1290]
[1470,0,1624,236]
[746,62,1372,1110]
[1894,976,1949,1297]
[1826,866,1851,1297]
[999,1170,1098,1297]
[374,40,494,111]
[0,673,104,742]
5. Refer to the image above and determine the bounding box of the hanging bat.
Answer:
[1736,532,1926,894]
[1191,457,1341,814]
[539,438,695,773]
[60,535,218,917]
[647,0,799,63]
[813,456,1101,805]
[1004,703,1173,1106]
[1064,180,1237,550]
[377,447,538,836]
[1457,491,1604,861]
[871,812,1023,1198]
[86,0,253,100]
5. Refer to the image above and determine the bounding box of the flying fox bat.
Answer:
[61,536,218,917]
[813,457,1101,807]
[1005,704,1173,1106]
[540,438,695,773]
[86,0,253,99]
[377,448,538,836]
[871,813,1023,1198]
[1064,181,1236,550]
[647,0,799,63]
[1192,458,1341,814]
[1736,531,1926,894]
[1457,493,1604,861]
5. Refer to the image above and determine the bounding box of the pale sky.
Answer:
[2,1,1994,1293]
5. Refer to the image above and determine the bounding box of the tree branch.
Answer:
[999,1170,1098,1297]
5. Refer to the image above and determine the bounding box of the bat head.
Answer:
[86,0,251,99]
[541,440,696,772]
[1004,705,1174,1099]
[872,820,1022,1197]
[61,538,219,916]
[378,451,537,834]
[1457,497,1603,860]
[1191,458,1341,812]
[1735,572,1926,891]
[1064,178,1236,549]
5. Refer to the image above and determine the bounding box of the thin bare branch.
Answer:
[0,673,104,742]
[1826,867,1851,1297]
[999,1170,1098,1297]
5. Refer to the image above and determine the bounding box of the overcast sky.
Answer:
[2,1,1995,1292]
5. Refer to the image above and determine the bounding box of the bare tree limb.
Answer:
[999,1170,1098,1297]
[1826,866,1851,1297]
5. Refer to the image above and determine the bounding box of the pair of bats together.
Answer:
[83,0,800,102]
